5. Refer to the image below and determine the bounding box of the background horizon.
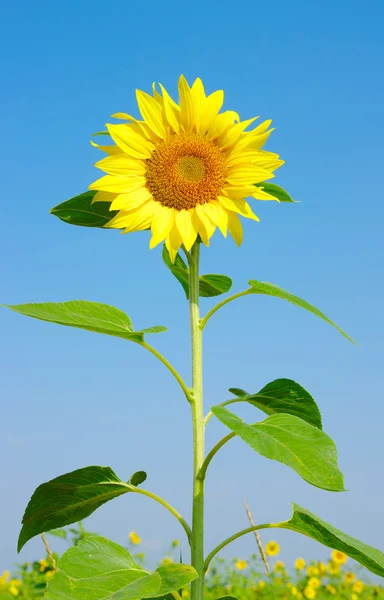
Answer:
[1,0,384,575]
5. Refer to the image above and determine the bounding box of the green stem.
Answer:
[137,341,192,403]
[188,243,205,600]
[200,289,253,329]
[132,488,192,543]
[204,398,245,426]
[197,433,235,481]
[204,523,278,571]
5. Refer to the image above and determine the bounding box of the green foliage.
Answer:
[162,246,232,298]
[18,466,139,551]
[254,182,295,202]
[129,471,148,486]
[3,300,167,343]
[211,407,344,491]
[44,536,197,600]
[248,280,356,343]
[229,378,322,429]
[50,191,118,227]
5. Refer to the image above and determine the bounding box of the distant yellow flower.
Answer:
[46,571,55,580]
[306,566,319,577]
[9,586,20,597]
[182,589,190,598]
[235,559,248,571]
[331,550,347,565]
[325,584,337,595]
[297,594,303,600]
[351,594,358,600]
[129,531,141,545]
[308,577,321,589]
[290,586,298,596]
[257,581,266,589]
[1,571,10,581]
[265,541,280,556]
[89,76,284,261]
[327,561,340,575]
[344,571,356,583]
[172,540,179,547]
[318,562,327,575]
[352,580,364,593]
[304,586,316,599]
[9,580,22,588]
[295,558,306,570]
[161,557,173,565]
[275,560,285,572]
[39,559,49,572]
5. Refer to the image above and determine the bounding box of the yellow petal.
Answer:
[226,168,274,185]
[150,205,175,248]
[111,112,136,121]
[92,190,117,203]
[159,83,180,133]
[166,224,183,262]
[121,200,156,233]
[218,196,259,221]
[95,154,146,176]
[218,117,259,150]
[107,123,155,159]
[178,75,195,132]
[191,78,206,103]
[152,81,163,104]
[205,201,228,237]
[195,204,216,245]
[206,110,240,141]
[110,187,153,211]
[198,90,224,135]
[175,209,198,251]
[227,212,243,246]
[89,174,146,193]
[221,185,259,199]
[232,128,275,155]
[90,140,123,156]
[252,187,280,201]
[136,89,167,139]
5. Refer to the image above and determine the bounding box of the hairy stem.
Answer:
[188,243,205,600]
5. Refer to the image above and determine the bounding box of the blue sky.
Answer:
[1,0,384,576]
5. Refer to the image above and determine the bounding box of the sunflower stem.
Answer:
[188,242,205,600]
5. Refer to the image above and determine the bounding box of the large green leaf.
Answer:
[45,536,197,600]
[254,182,295,202]
[3,300,166,343]
[229,378,322,429]
[18,466,141,551]
[162,246,232,298]
[279,504,384,577]
[50,191,118,228]
[211,407,344,491]
[248,280,356,344]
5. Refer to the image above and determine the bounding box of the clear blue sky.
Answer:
[1,0,383,576]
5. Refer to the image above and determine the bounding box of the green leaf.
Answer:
[46,528,68,539]
[50,191,118,228]
[230,378,322,429]
[279,504,384,577]
[248,280,356,344]
[18,466,136,551]
[129,471,147,486]
[3,300,167,343]
[162,245,232,298]
[217,597,239,600]
[211,407,344,491]
[254,182,295,202]
[45,536,197,600]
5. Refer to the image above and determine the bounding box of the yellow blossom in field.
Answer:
[308,577,321,589]
[257,580,266,589]
[325,584,337,595]
[275,560,286,572]
[331,550,347,564]
[352,595,358,600]
[295,558,306,570]
[1,571,10,580]
[39,559,49,572]
[318,562,327,575]
[344,571,356,583]
[265,541,280,556]
[353,580,364,593]
[290,586,298,596]
[89,76,284,261]
[235,560,248,570]
[9,580,21,588]
[46,571,55,580]
[306,566,320,577]
[9,586,20,597]
[297,594,303,599]
[182,588,190,598]
[129,531,141,545]
[161,557,173,565]
[304,586,316,599]
[327,561,340,575]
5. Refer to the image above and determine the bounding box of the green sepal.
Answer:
[50,190,118,228]
[162,245,232,298]
[2,300,167,343]
[254,182,295,202]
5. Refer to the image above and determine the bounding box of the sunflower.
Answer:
[89,75,284,261]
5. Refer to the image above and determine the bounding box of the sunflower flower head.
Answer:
[89,76,284,261]
[265,540,280,556]
[235,559,248,571]
[128,531,141,545]
[331,550,348,565]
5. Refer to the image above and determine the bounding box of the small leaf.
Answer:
[50,191,118,228]
[44,536,197,600]
[248,280,356,344]
[212,407,344,491]
[162,245,232,298]
[232,379,322,429]
[129,471,147,487]
[254,182,295,202]
[280,504,384,577]
[228,388,248,398]
[46,528,68,539]
[18,466,134,551]
[3,300,167,343]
